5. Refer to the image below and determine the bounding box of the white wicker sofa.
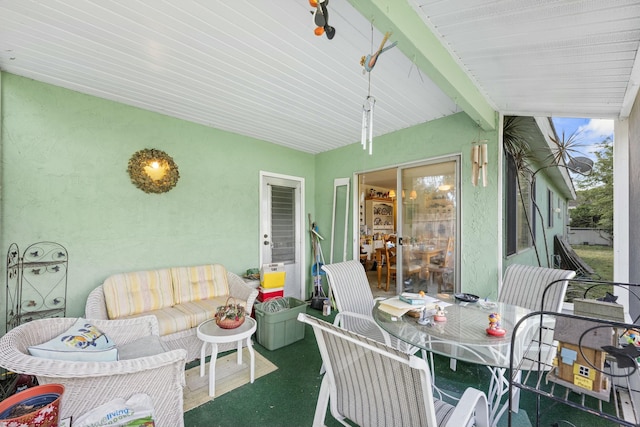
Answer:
[0,316,187,426]
[85,263,258,363]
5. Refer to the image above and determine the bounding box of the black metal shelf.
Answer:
[508,279,640,427]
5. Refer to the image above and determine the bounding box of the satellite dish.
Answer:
[567,156,594,174]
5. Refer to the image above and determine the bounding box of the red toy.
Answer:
[486,312,506,336]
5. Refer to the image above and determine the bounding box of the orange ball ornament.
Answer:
[309,0,318,7]
[314,26,324,36]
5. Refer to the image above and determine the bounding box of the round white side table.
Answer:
[196,316,257,398]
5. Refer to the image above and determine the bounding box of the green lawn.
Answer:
[565,244,613,301]
[572,244,613,282]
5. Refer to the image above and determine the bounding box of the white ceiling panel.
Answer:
[411,0,640,119]
[1,0,639,154]
[0,0,457,154]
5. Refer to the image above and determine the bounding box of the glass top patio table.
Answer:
[373,296,537,426]
[372,296,534,369]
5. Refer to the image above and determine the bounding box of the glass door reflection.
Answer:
[398,159,459,294]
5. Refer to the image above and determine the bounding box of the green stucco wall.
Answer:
[0,73,315,318]
[503,160,571,270]
[1,72,523,319]
[314,113,502,299]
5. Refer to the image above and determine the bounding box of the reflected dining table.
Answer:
[373,296,535,426]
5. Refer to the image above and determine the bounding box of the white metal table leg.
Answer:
[487,366,514,427]
[247,337,255,383]
[199,341,209,377]
[208,342,219,397]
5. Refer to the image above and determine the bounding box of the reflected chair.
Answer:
[384,244,421,292]
[375,237,394,289]
[375,246,386,288]
[426,237,455,293]
[386,244,397,290]
[298,313,490,427]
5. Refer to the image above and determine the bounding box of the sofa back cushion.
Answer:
[170,264,230,304]
[103,269,174,319]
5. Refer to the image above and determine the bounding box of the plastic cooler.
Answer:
[260,263,286,289]
[257,286,284,302]
[254,297,306,350]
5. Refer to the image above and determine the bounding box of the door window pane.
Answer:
[401,160,458,294]
[271,185,295,263]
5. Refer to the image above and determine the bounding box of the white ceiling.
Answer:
[1,0,639,154]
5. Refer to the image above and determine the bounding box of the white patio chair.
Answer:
[498,264,576,410]
[499,264,576,313]
[298,313,489,427]
[499,263,576,368]
[321,260,464,402]
[321,260,416,354]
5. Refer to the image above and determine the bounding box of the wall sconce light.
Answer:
[471,141,488,187]
[389,190,396,199]
[409,190,417,200]
[127,148,180,194]
[144,160,169,181]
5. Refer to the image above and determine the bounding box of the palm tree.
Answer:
[503,116,591,267]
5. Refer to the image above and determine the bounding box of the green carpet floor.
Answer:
[183,305,621,427]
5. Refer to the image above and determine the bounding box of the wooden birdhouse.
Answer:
[552,316,615,397]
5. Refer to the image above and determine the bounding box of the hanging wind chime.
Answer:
[360,31,397,155]
[361,96,375,155]
[471,129,489,187]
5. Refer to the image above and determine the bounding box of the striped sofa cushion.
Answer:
[173,297,229,328]
[170,264,229,304]
[103,269,175,319]
[122,306,192,336]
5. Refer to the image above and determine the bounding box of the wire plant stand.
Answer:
[5,241,68,332]
[3,242,68,400]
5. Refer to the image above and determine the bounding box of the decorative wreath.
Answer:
[127,148,179,194]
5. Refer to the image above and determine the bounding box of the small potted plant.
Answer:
[215,298,246,329]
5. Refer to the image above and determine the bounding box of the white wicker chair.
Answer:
[298,313,489,427]
[0,316,187,426]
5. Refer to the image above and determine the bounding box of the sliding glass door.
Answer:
[396,158,460,294]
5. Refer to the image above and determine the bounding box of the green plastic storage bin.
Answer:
[254,297,307,350]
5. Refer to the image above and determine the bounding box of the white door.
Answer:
[260,172,305,300]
